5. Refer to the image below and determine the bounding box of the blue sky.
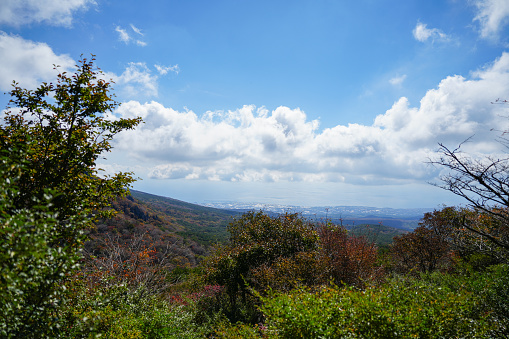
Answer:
[1,0,509,208]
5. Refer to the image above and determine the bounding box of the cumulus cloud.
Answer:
[413,22,448,42]
[473,0,509,39]
[0,0,94,27]
[0,32,74,91]
[115,24,147,46]
[109,52,509,185]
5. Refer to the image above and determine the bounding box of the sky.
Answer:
[1,0,509,208]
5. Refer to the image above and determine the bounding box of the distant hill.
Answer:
[130,190,239,245]
[87,190,239,267]
[203,201,430,230]
[328,218,420,231]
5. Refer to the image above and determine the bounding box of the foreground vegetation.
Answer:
[1,57,508,338]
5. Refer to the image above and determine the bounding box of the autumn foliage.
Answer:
[81,232,174,297]
[390,224,452,274]
[204,211,382,323]
[318,224,380,286]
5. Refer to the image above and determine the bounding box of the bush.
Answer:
[0,158,87,338]
[65,282,208,338]
[260,273,498,338]
[250,251,329,292]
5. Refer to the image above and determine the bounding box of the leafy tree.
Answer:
[0,56,142,338]
[422,206,508,266]
[0,56,142,222]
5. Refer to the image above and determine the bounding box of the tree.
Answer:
[318,224,379,286]
[0,143,88,338]
[430,139,509,258]
[0,56,142,338]
[421,206,508,266]
[390,223,452,274]
[0,56,142,222]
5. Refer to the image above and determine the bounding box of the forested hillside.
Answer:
[86,191,237,267]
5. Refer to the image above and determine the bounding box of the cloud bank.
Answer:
[109,53,509,185]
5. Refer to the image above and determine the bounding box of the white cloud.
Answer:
[0,32,74,91]
[130,24,143,36]
[473,0,509,39]
[0,0,94,27]
[115,24,147,46]
[106,62,180,98]
[155,64,180,75]
[389,74,407,86]
[108,52,509,185]
[115,26,130,43]
[112,62,159,97]
[413,22,448,42]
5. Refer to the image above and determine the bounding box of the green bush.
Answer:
[260,273,498,338]
[0,160,87,338]
[212,320,267,339]
[64,280,209,338]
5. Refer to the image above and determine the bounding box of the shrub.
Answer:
[0,146,89,338]
[250,251,329,292]
[260,273,497,338]
[64,280,208,338]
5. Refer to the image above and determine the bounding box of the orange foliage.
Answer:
[81,232,175,296]
[318,224,380,287]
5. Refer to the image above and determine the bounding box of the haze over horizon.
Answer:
[1,1,509,208]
